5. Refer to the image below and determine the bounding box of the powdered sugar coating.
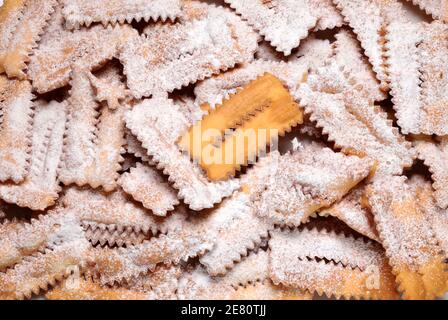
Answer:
[198,192,272,275]
[366,175,448,299]
[225,0,342,55]
[0,76,33,183]
[59,68,126,192]
[28,5,138,93]
[386,21,448,135]
[333,0,409,90]
[125,96,239,210]
[298,61,415,176]
[119,162,179,216]
[246,144,373,227]
[406,0,448,22]
[62,0,182,29]
[120,3,257,98]
[0,100,66,210]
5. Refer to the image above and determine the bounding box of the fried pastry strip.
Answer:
[0,100,66,210]
[179,250,311,300]
[298,61,415,176]
[415,138,448,209]
[198,192,273,276]
[125,96,239,211]
[61,187,182,238]
[0,211,80,272]
[0,76,33,183]
[88,223,214,285]
[28,5,138,93]
[411,175,448,255]
[0,0,58,79]
[224,0,342,55]
[119,3,257,98]
[119,163,179,216]
[59,69,126,192]
[406,0,448,22]
[319,185,380,242]
[62,0,182,29]
[245,143,373,227]
[47,264,181,300]
[180,73,303,181]
[366,176,448,299]
[0,224,89,300]
[269,228,398,299]
[332,0,409,90]
[386,21,448,135]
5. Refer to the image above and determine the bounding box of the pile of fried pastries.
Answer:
[1,0,448,300]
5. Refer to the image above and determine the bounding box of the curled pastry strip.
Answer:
[179,249,311,300]
[0,0,58,79]
[245,143,373,227]
[125,130,153,164]
[269,228,398,299]
[47,264,181,300]
[0,224,90,300]
[119,163,179,217]
[332,0,409,90]
[82,221,149,248]
[415,138,448,209]
[0,76,33,183]
[0,100,66,210]
[179,73,303,181]
[87,223,214,285]
[61,187,184,236]
[406,0,448,22]
[385,21,448,135]
[366,175,448,299]
[224,0,342,55]
[62,0,183,30]
[59,68,126,192]
[298,60,415,176]
[119,3,257,98]
[28,4,138,93]
[319,185,380,242]
[125,96,239,211]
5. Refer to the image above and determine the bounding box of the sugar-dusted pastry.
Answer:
[87,223,214,285]
[61,187,183,247]
[125,96,239,210]
[366,175,448,299]
[298,60,415,177]
[319,185,380,242]
[246,143,373,227]
[47,264,181,300]
[59,68,127,192]
[333,0,409,90]
[0,212,89,299]
[406,0,448,22]
[179,74,303,181]
[269,228,399,299]
[385,21,448,135]
[28,5,138,93]
[0,0,58,79]
[0,76,33,183]
[225,0,343,55]
[119,3,257,98]
[414,137,448,209]
[179,249,312,300]
[119,162,180,216]
[0,100,66,210]
[62,0,183,29]
[198,142,372,275]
